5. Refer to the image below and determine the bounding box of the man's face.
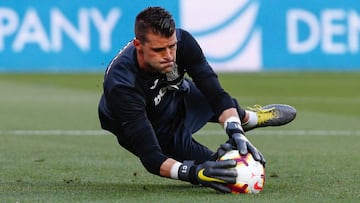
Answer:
[134,31,177,74]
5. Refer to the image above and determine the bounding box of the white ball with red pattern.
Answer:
[219,150,265,194]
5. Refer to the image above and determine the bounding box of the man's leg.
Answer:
[167,80,297,163]
[241,104,297,131]
[166,79,227,164]
[180,80,297,133]
[167,79,258,164]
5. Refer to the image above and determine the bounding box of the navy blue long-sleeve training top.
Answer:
[98,29,235,175]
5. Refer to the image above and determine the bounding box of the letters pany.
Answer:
[0,7,121,52]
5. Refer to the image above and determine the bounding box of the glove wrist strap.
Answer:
[223,116,241,130]
[225,121,244,137]
[178,160,197,184]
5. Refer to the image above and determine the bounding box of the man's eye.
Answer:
[153,48,163,52]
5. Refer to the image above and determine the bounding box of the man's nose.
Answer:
[163,48,173,60]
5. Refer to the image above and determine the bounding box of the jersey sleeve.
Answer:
[103,49,169,175]
[105,85,168,175]
[177,29,235,118]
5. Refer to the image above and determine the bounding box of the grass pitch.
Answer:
[0,72,359,203]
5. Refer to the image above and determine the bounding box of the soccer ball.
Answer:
[219,150,265,194]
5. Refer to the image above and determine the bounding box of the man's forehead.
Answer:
[144,31,177,47]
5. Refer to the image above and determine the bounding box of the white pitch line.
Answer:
[0,129,360,136]
[196,130,360,136]
[0,130,110,136]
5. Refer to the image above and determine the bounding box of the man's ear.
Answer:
[133,38,142,51]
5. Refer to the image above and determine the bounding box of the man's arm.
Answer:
[218,108,241,127]
[106,85,169,174]
[160,158,180,177]
[219,108,266,166]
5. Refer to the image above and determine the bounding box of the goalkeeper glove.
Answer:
[225,121,266,167]
[210,143,234,161]
[178,160,237,193]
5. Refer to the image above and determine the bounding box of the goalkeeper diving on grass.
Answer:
[98,6,296,193]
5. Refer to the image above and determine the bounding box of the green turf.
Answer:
[0,72,359,203]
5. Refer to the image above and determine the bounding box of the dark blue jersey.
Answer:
[98,29,234,175]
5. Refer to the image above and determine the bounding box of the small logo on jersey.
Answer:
[154,87,167,106]
[150,79,159,89]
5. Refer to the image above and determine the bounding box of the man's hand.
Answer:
[210,143,233,161]
[226,122,266,166]
[178,160,237,193]
[196,160,237,193]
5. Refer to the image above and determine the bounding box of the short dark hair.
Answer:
[135,7,176,43]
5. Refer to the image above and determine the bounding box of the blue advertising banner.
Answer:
[179,0,262,72]
[0,1,179,72]
[261,0,360,70]
[1,0,360,72]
